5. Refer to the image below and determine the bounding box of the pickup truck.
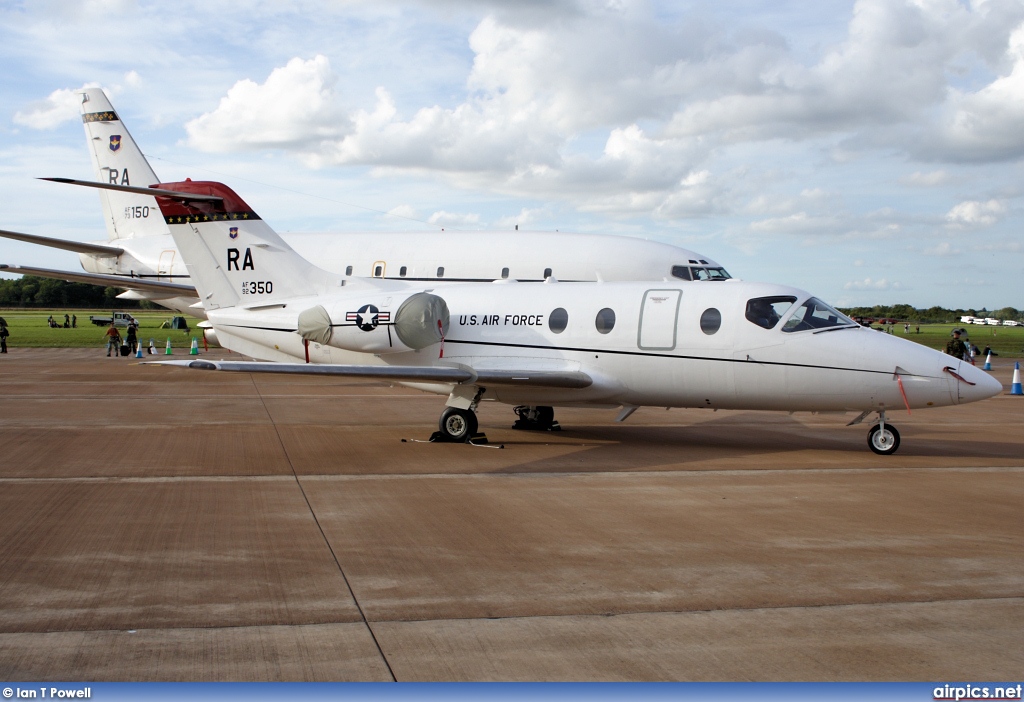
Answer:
[89,311,139,328]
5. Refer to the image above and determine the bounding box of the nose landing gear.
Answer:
[867,410,901,455]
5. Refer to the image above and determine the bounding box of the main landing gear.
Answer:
[512,405,560,432]
[438,406,478,442]
[432,387,488,443]
[866,410,901,455]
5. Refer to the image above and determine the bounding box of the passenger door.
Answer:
[157,250,175,280]
[637,289,681,350]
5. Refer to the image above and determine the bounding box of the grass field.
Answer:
[0,310,210,350]
[1,308,1023,356]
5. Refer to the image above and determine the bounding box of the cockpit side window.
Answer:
[673,265,732,281]
[671,265,692,281]
[745,296,797,330]
[782,298,857,333]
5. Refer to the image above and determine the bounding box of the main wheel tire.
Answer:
[439,407,478,442]
[867,423,901,455]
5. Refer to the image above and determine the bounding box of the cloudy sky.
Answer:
[2,0,1023,309]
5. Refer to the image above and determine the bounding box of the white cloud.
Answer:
[900,170,951,186]
[945,199,1006,227]
[387,204,418,220]
[927,23,1024,161]
[177,2,1024,224]
[428,210,481,227]
[923,241,961,256]
[844,277,902,290]
[12,83,100,129]
[750,212,843,235]
[184,56,349,153]
[494,207,543,229]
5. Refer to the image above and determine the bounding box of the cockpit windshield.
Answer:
[672,265,732,281]
[781,298,857,333]
[745,296,797,330]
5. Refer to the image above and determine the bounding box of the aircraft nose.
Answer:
[951,361,1004,404]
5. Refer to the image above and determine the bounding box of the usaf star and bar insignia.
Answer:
[346,305,390,332]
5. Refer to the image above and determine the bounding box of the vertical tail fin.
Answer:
[152,181,340,310]
[78,88,167,241]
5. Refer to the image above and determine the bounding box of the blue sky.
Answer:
[1,0,1023,309]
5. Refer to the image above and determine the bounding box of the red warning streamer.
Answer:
[438,319,445,358]
[304,338,310,364]
[896,374,912,415]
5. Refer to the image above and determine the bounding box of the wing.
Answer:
[0,264,198,296]
[147,359,593,389]
[0,228,124,257]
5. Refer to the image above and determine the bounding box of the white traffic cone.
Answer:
[1012,362,1022,396]
[983,351,992,371]
[165,338,173,355]
[148,338,156,355]
[189,337,199,355]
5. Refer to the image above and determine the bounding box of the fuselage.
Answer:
[204,278,1002,413]
[78,230,731,317]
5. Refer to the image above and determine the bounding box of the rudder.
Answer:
[78,88,167,241]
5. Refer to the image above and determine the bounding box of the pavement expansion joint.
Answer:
[249,374,398,682]
[362,595,1024,626]
[295,464,1024,482]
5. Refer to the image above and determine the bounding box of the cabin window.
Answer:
[700,308,722,335]
[373,265,383,277]
[437,267,445,278]
[345,265,353,276]
[400,266,407,277]
[544,268,552,279]
[595,308,616,334]
[782,298,857,333]
[501,267,509,279]
[549,308,568,333]
[745,296,797,330]
[671,265,692,281]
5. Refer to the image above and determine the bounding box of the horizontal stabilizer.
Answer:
[148,359,593,388]
[0,228,123,257]
[40,177,223,203]
[0,264,197,296]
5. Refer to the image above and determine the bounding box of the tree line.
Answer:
[0,276,150,308]
[837,303,1021,324]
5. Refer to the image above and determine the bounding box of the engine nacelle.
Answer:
[297,291,449,354]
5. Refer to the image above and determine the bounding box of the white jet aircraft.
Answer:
[140,179,1002,455]
[1,88,732,320]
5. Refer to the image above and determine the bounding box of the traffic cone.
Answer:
[1011,362,1023,396]
[135,342,143,359]
[983,351,992,371]
[148,338,156,355]
[165,338,173,355]
[189,337,199,355]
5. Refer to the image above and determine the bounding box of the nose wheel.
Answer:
[867,422,901,455]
